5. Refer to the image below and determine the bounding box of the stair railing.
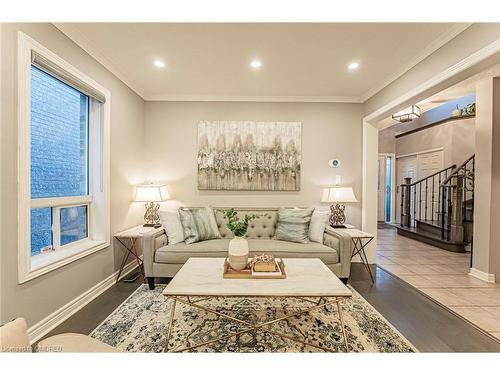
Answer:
[440,154,475,242]
[400,164,456,229]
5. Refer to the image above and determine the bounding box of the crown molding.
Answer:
[363,38,500,125]
[144,94,363,103]
[359,23,473,103]
[55,22,472,104]
[53,23,148,99]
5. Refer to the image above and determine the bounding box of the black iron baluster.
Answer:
[419,183,422,222]
[462,166,466,221]
[438,171,442,224]
[441,186,446,240]
[413,185,416,228]
[472,157,475,214]
[425,179,428,221]
[400,186,404,226]
[446,186,452,241]
[432,175,435,222]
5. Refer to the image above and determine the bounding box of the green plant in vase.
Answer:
[222,208,256,270]
[222,208,256,237]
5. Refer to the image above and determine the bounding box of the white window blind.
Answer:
[31,50,106,103]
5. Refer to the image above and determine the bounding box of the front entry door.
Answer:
[378,155,387,222]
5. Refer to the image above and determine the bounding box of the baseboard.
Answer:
[28,260,139,343]
[469,268,495,283]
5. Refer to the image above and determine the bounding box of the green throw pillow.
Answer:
[179,207,221,244]
[275,207,314,243]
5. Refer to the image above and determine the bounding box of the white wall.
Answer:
[395,118,475,166]
[143,101,363,227]
[0,23,145,326]
[378,127,396,154]
[363,24,500,116]
[472,77,500,281]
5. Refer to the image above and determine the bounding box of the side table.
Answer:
[327,227,375,283]
[114,225,163,283]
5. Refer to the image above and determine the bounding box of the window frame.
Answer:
[18,32,111,284]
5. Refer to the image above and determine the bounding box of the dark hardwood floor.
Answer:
[42,264,500,352]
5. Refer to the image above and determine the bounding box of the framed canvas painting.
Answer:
[197,121,301,191]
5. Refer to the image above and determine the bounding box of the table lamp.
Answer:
[321,186,357,228]
[134,184,170,228]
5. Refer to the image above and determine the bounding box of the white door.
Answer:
[395,155,417,223]
[377,155,387,222]
[417,151,444,180]
[417,150,444,221]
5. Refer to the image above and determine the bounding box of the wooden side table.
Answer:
[114,225,163,283]
[327,227,375,283]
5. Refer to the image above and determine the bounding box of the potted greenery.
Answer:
[222,208,256,270]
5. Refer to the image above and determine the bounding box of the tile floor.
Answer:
[376,227,500,341]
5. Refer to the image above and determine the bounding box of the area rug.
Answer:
[90,284,417,353]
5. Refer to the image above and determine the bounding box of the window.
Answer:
[30,67,90,255]
[18,33,110,283]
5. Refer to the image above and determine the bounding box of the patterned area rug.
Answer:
[90,284,416,353]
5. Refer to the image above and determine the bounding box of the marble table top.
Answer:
[114,225,164,239]
[162,258,352,297]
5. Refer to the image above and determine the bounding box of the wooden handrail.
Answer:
[401,164,456,187]
[440,154,475,187]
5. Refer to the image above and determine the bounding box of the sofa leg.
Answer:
[340,277,348,285]
[147,277,155,290]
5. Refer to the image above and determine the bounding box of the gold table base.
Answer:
[164,295,350,353]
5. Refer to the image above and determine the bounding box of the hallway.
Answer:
[376,226,500,341]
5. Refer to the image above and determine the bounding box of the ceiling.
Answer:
[377,62,500,130]
[55,23,471,102]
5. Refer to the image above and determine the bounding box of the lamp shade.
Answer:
[134,184,170,202]
[321,187,357,203]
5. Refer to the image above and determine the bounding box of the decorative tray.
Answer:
[223,258,286,279]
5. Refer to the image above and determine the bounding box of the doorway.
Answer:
[377,153,394,223]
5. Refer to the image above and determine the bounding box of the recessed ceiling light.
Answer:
[347,62,360,71]
[154,60,166,68]
[250,59,262,69]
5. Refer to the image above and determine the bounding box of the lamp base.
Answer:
[143,202,161,228]
[329,203,346,227]
[143,223,162,228]
[330,224,347,228]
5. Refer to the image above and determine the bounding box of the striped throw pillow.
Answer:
[275,207,314,243]
[179,207,221,244]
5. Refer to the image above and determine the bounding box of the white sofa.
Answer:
[143,207,353,289]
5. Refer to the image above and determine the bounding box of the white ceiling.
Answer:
[377,62,500,130]
[55,23,471,102]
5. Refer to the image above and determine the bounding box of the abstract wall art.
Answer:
[197,121,302,191]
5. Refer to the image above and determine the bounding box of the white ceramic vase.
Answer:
[228,236,249,270]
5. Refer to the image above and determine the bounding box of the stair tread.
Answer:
[396,225,464,245]
[415,219,446,228]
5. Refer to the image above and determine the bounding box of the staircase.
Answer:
[397,154,475,253]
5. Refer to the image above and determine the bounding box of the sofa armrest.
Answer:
[142,229,168,277]
[323,227,353,278]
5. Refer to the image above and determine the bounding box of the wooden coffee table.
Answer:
[162,257,352,352]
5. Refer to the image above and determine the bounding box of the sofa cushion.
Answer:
[0,318,31,353]
[159,210,185,245]
[215,209,277,239]
[155,239,338,265]
[179,207,221,244]
[275,207,314,243]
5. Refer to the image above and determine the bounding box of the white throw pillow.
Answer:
[308,209,329,243]
[158,210,185,245]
